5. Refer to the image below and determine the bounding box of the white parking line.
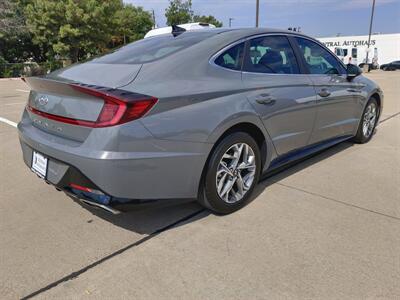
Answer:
[4,102,26,106]
[16,89,30,93]
[0,117,18,128]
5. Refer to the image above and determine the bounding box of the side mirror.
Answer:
[346,64,362,81]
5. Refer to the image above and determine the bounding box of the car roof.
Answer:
[137,28,313,66]
[222,27,298,34]
[141,28,312,46]
[196,27,307,36]
[149,27,308,37]
[172,27,311,42]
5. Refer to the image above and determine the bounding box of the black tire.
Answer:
[353,97,379,144]
[198,132,261,214]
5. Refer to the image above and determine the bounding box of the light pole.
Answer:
[365,0,376,72]
[152,9,156,29]
[229,18,234,28]
[256,0,260,27]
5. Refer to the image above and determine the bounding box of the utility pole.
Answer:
[365,0,376,72]
[152,9,156,29]
[229,18,234,28]
[256,0,260,27]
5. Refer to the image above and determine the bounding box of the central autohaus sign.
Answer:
[322,39,376,47]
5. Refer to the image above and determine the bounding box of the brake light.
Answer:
[70,183,92,193]
[27,84,157,128]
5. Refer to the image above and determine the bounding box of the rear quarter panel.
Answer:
[137,64,276,172]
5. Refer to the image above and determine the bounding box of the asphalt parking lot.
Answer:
[0,71,399,299]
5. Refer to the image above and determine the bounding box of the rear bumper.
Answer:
[20,144,195,212]
[18,114,212,203]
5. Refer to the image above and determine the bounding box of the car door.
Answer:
[293,37,364,144]
[242,35,317,156]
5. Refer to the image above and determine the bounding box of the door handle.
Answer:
[347,88,362,93]
[255,94,276,105]
[318,88,331,97]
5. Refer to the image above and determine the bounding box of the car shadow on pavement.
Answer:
[249,141,354,203]
[72,141,354,235]
[72,196,208,235]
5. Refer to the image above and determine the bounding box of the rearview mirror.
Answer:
[346,64,362,81]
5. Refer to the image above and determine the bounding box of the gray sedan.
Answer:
[18,28,383,214]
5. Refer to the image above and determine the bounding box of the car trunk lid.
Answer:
[24,71,156,142]
[24,77,105,142]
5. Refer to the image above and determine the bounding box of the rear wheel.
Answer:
[199,132,261,214]
[353,97,379,143]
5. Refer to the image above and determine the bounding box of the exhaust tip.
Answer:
[80,198,121,215]
[67,183,120,214]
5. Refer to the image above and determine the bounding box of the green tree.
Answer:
[0,0,25,36]
[24,0,66,61]
[24,0,153,63]
[165,1,222,27]
[165,0,193,26]
[51,0,123,62]
[193,15,223,27]
[114,5,153,45]
[0,31,43,62]
[0,0,42,63]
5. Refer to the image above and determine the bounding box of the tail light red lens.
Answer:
[97,102,120,124]
[70,183,92,193]
[70,84,157,127]
[28,84,157,128]
[120,99,158,124]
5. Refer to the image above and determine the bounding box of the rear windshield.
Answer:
[91,31,217,64]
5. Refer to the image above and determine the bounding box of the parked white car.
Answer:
[144,22,216,38]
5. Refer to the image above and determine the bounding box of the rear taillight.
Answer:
[28,84,157,128]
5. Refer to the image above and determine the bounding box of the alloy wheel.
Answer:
[216,143,256,204]
[362,102,377,138]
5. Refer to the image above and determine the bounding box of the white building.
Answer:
[318,33,400,66]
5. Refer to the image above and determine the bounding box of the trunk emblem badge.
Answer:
[37,96,49,106]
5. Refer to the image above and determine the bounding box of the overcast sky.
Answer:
[124,0,400,37]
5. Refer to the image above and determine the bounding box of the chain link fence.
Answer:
[0,61,63,78]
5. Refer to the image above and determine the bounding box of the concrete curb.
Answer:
[0,77,23,81]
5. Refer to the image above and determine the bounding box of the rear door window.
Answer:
[243,35,300,74]
[214,42,245,71]
[91,31,216,64]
